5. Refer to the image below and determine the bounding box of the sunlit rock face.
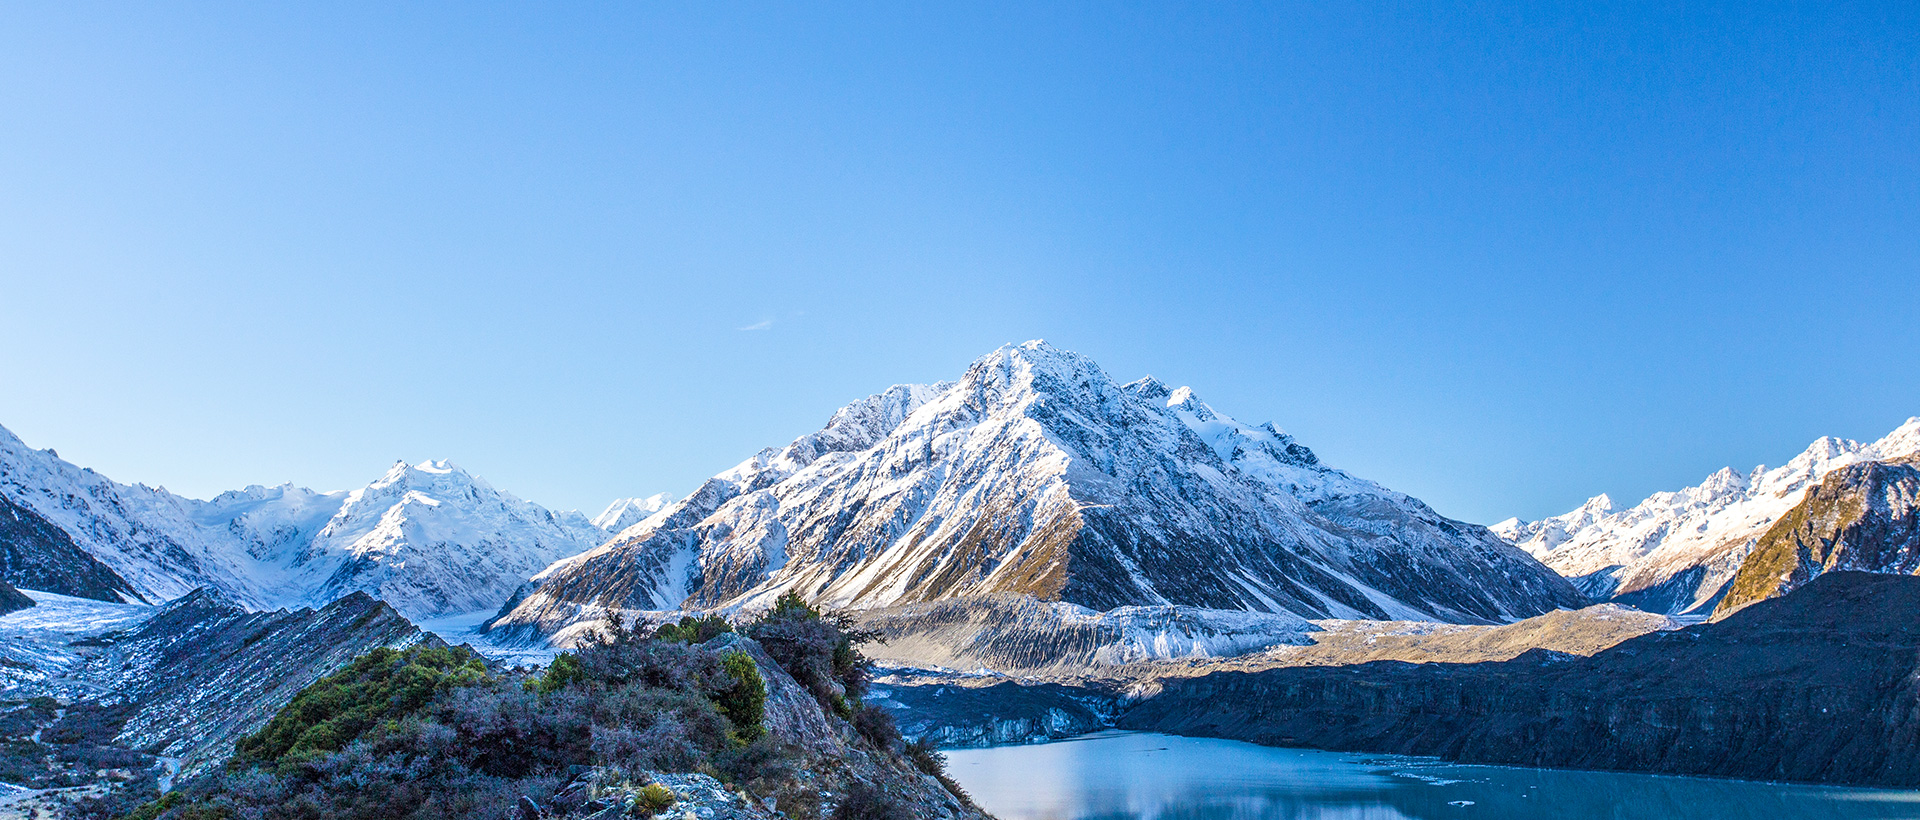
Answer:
[1494,418,1920,615]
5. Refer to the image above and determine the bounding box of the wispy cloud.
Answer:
[737,319,773,331]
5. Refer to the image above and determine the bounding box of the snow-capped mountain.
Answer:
[0,425,270,605]
[1713,455,1920,617]
[1492,418,1920,614]
[0,423,619,619]
[592,493,676,534]
[492,341,1583,639]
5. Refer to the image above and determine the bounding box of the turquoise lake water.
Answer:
[944,731,1920,820]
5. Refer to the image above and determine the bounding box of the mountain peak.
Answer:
[496,341,1580,635]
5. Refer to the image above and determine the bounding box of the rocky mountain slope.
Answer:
[0,492,139,603]
[492,341,1583,641]
[1119,571,1920,787]
[1714,456,1920,616]
[0,423,617,620]
[0,584,434,793]
[1493,418,1920,614]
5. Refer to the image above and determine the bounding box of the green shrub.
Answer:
[232,645,487,767]
[716,651,766,741]
[536,653,584,693]
[654,614,732,645]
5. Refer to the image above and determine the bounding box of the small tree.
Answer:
[716,650,767,741]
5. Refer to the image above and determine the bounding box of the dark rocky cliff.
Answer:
[0,492,143,602]
[1715,457,1920,616]
[0,577,32,615]
[1119,571,1920,787]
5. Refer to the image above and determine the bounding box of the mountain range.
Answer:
[0,424,626,620]
[1493,418,1920,615]
[489,341,1584,642]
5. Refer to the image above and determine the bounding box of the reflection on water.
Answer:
[944,731,1920,820]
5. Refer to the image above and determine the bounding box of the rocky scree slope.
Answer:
[1715,455,1920,616]
[0,422,614,620]
[0,586,434,809]
[49,588,432,771]
[1119,571,1920,787]
[1494,418,1920,614]
[494,341,1583,641]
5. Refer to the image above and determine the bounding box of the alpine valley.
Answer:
[6,341,1920,820]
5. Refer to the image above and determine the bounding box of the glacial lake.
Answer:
[945,731,1920,820]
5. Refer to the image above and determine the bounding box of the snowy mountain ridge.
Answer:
[1491,417,1920,613]
[592,493,676,533]
[0,424,628,619]
[491,341,1582,641]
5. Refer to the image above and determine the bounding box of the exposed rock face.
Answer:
[1494,418,1920,614]
[0,578,32,615]
[1715,457,1920,616]
[0,493,141,603]
[497,341,1582,640]
[702,633,987,820]
[546,770,779,820]
[1119,571,1920,787]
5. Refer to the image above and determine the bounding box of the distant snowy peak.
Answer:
[1496,417,1920,613]
[0,423,257,605]
[494,340,1581,639]
[290,460,607,617]
[0,426,610,621]
[592,493,676,532]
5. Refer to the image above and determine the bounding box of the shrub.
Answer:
[851,701,899,751]
[745,592,879,711]
[832,781,913,820]
[654,614,731,645]
[233,645,488,768]
[904,737,972,806]
[535,653,584,693]
[715,651,766,741]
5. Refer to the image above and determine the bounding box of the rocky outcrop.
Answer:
[497,342,1583,641]
[1715,457,1920,616]
[66,589,435,771]
[0,492,142,603]
[0,578,32,615]
[1118,571,1920,787]
[544,770,779,819]
[704,633,987,819]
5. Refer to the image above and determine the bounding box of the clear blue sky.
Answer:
[2,2,1915,525]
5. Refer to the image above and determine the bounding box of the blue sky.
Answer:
[1,2,1915,524]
